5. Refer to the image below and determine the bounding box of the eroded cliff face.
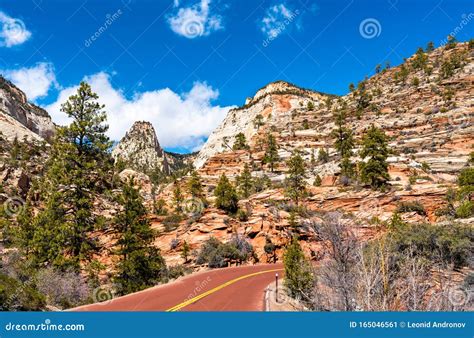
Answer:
[0,76,55,141]
[193,81,333,169]
[112,121,170,174]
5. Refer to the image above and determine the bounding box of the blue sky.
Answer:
[0,0,472,153]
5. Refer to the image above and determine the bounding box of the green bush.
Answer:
[162,213,183,232]
[458,167,474,187]
[396,201,427,216]
[390,223,473,269]
[455,201,474,219]
[196,235,253,268]
[0,274,45,311]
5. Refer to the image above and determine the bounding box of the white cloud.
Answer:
[168,0,223,39]
[0,11,31,47]
[3,62,56,101]
[260,3,299,39]
[44,72,234,151]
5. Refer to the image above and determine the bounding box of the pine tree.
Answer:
[284,152,307,205]
[445,35,457,49]
[331,106,354,158]
[412,47,428,70]
[233,132,248,150]
[236,163,254,198]
[317,148,329,163]
[113,178,166,295]
[16,201,34,256]
[331,105,355,181]
[188,170,204,200]
[313,174,322,187]
[263,133,279,172]
[214,174,239,213]
[359,125,390,189]
[173,180,184,212]
[310,151,316,173]
[426,41,435,52]
[283,237,314,302]
[30,192,71,269]
[31,82,112,270]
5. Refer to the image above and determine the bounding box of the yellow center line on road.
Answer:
[166,268,284,312]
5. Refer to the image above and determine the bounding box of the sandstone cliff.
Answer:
[0,76,55,141]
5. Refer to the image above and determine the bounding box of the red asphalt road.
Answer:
[74,264,283,311]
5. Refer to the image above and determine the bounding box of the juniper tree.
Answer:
[263,133,279,172]
[254,114,264,129]
[359,125,390,189]
[113,178,166,295]
[283,237,315,304]
[181,241,190,263]
[214,173,239,213]
[284,152,307,205]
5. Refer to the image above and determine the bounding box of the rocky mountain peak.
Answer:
[112,121,170,174]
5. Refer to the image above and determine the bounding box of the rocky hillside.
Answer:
[0,77,53,201]
[0,76,55,141]
[112,121,170,174]
[153,41,473,266]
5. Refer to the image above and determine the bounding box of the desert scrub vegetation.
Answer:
[196,235,254,268]
[285,212,473,311]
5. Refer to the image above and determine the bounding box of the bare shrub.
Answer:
[36,267,90,309]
